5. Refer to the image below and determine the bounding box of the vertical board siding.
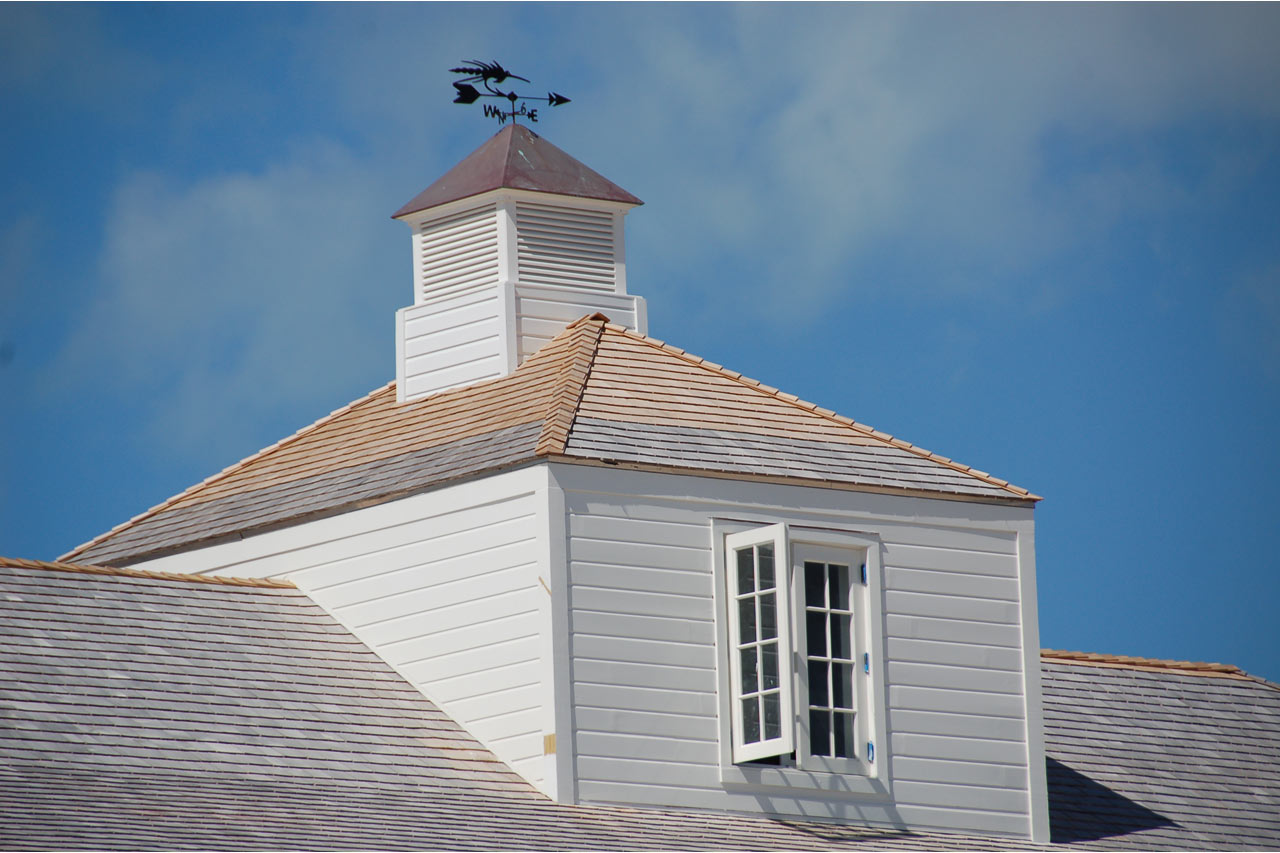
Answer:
[516,202,616,291]
[400,292,505,399]
[418,204,499,302]
[558,465,1033,838]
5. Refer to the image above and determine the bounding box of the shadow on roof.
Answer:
[1047,756,1176,844]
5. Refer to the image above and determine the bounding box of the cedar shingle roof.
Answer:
[65,315,1037,567]
[2,557,1276,850]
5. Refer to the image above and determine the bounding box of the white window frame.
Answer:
[724,524,794,762]
[713,519,891,798]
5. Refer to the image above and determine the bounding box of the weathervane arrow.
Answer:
[448,60,570,125]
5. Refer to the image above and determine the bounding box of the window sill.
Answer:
[720,762,891,799]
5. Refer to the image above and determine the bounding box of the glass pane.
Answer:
[805,561,825,607]
[757,544,775,590]
[830,614,852,660]
[807,611,826,657]
[759,593,776,639]
[763,692,781,740]
[834,711,856,758]
[742,697,761,744]
[808,660,829,707]
[762,643,779,690]
[832,662,853,709]
[809,709,831,756]
[829,563,850,611]
[740,647,759,694]
[736,548,754,594]
[738,597,757,644]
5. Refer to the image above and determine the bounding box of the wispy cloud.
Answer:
[48,140,403,458]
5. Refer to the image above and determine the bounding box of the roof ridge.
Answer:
[602,323,1040,502]
[535,314,608,456]
[1040,648,1271,682]
[60,381,396,563]
[0,556,296,589]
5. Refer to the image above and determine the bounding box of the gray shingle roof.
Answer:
[3,559,1275,851]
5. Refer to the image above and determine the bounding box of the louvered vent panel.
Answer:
[516,202,616,291]
[419,204,499,301]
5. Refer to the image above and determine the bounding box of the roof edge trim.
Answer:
[0,556,296,589]
[604,323,1041,502]
[1040,648,1271,683]
[60,381,397,563]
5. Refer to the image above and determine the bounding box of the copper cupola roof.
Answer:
[393,123,643,219]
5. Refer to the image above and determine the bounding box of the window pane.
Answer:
[757,544,775,590]
[830,614,852,660]
[740,647,758,695]
[738,597,757,644]
[833,711,855,758]
[808,660,829,707]
[807,611,826,657]
[736,548,754,594]
[829,563,850,611]
[743,697,761,744]
[762,643,779,690]
[805,561,825,607]
[832,662,853,709]
[763,692,781,740]
[809,709,830,756]
[759,593,776,639]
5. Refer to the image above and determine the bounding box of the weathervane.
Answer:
[449,60,570,125]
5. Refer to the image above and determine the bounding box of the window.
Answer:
[717,522,888,792]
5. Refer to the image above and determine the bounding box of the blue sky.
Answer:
[2,4,1278,680]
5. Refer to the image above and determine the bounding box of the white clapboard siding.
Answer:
[397,289,506,400]
[417,203,500,302]
[516,202,617,291]
[127,469,553,796]
[554,463,1037,839]
[514,283,644,362]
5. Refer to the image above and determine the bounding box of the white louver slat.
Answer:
[419,204,500,302]
[516,202,616,291]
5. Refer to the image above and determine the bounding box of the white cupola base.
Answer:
[392,124,646,403]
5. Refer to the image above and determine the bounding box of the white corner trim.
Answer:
[1016,520,1050,843]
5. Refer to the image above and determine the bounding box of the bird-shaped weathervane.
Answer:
[450,60,570,125]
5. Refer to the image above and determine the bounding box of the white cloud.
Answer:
[49,140,405,458]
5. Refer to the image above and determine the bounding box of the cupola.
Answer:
[393,123,647,403]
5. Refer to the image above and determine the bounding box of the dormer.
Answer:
[70,127,1049,845]
[392,123,647,403]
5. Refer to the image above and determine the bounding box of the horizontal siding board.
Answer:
[569,561,712,598]
[374,605,540,656]
[886,614,1023,648]
[886,638,1025,672]
[892,756,1029,788]
[891,709,1029,742]
[886,661,1025,695]
[890,685,1026,718]
[343,561,536,627]
[574,659,713,694]
[570,633,716,669]
[570,585,711,622]
[892,732,1028,765]
[573,683,718,718]
[575,707,717,742]
[884,566,1020,602]
[575,732,719,764]
[568,537,707,574]
[884,590,1021,625]
[570,610,713,645]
